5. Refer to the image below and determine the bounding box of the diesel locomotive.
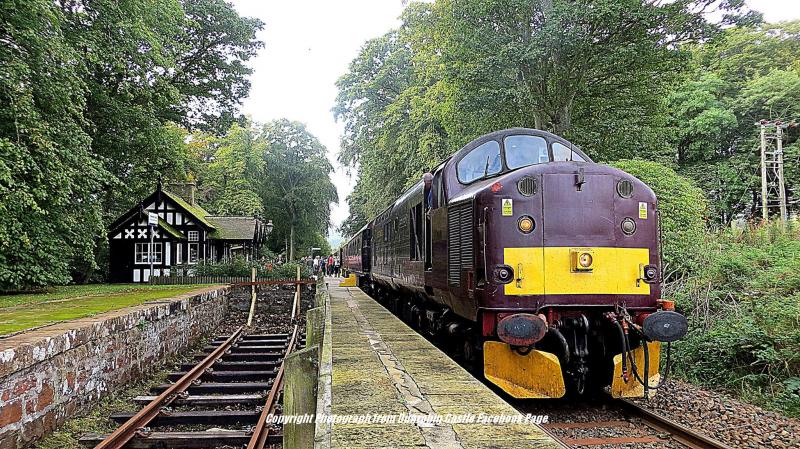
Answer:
[340,128,687,399]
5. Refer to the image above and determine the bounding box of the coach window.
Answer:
[457,140,501,184]
[552,141,585,162]
[504,135,549,169]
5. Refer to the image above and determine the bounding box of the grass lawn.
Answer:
[0,284,212,336]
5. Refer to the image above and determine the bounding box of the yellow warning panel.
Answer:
[483,341,566,399]
[611,341,661,398]
[339,274,357,287]
[501,198,513,216]
[639,202,648,219]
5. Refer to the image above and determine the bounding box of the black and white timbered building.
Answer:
[108,182,268,283]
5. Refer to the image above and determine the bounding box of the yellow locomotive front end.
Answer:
[471,159,686,399]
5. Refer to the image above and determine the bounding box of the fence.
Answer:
[149,276,315,286]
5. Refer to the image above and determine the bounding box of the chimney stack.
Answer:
[168,182,197,205]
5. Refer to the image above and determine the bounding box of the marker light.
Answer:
[518,216,535,233]
[579,252,593,268]
[494,265,514,284]
[621,218,636,235]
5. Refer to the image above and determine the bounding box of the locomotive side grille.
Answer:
[448,201,474,286]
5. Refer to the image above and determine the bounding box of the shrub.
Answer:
[671,221,800,417]
[611,160,707,278]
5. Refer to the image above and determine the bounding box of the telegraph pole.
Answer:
[776,125,788,222]
[758,120,788,223]
[760,123,768,221]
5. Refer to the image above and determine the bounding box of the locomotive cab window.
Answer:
[553,141,585,162]
[457,140,501,184]
[504,135,549,169]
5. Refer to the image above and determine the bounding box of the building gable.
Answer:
[108,189,216,236]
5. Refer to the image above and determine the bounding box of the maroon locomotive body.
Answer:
[341,128,686,398]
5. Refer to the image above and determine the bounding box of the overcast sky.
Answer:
[230,0,800,245]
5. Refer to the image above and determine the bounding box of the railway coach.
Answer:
[341,128,687,399]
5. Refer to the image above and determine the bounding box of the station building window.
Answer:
[135,242,162,264]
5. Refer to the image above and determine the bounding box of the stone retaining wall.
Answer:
[0,286,230,449]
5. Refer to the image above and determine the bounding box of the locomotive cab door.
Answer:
[361,228,371,272]
[424,169,442,271]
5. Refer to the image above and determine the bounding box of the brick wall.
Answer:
[0,286,230,449]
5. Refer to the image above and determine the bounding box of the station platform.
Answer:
[328,284,563,449]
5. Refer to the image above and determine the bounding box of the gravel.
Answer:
[518,400,685,448]
[631,380,800,449]
[514,379,800,449]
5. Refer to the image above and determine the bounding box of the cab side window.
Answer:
[552,142,585,162]
[504,135,549,169]
[457,140,501,184]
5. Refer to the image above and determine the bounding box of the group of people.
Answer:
[309,254,340,277]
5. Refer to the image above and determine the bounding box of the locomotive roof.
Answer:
[451,127,591,164]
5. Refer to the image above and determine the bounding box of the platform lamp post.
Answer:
[261,219,274,260]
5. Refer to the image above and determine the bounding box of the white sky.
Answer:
[230,0,800,245]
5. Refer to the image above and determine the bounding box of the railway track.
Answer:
[79,280,308,449]
[357,284,737,449]
[531,399,735,449]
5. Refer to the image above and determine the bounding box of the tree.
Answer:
[0,0,110,290]
[259,120,338,260]
[200,123,266,217]
[0,0,263,289]
[335,0,751,234]
[664,21,800,223]
[171,0,265,133]
[54,0,264,223]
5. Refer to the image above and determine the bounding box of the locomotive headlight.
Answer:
[570,249,594,272]
[518,216,535,233]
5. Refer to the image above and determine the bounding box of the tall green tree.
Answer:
[0,0,110,289]
[55,0,264,222]
[171,0,265,133]
[666,21,800,222]
[259,120,338,261]
[200,123,266,216]
[1,0,263,289]
[335,0,753,236]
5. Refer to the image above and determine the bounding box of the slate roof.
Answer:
[158,218,185,239]
[207,216,259,240]
[162,190,216,229]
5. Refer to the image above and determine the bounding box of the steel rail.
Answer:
[93,326,244,449]
[248,268,304,449]
[247,323,300,449]
[618,399,735,449]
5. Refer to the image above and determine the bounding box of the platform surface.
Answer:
[329,284,563,449]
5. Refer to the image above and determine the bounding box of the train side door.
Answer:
[361,228,371,272]
[425,168,449,292]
